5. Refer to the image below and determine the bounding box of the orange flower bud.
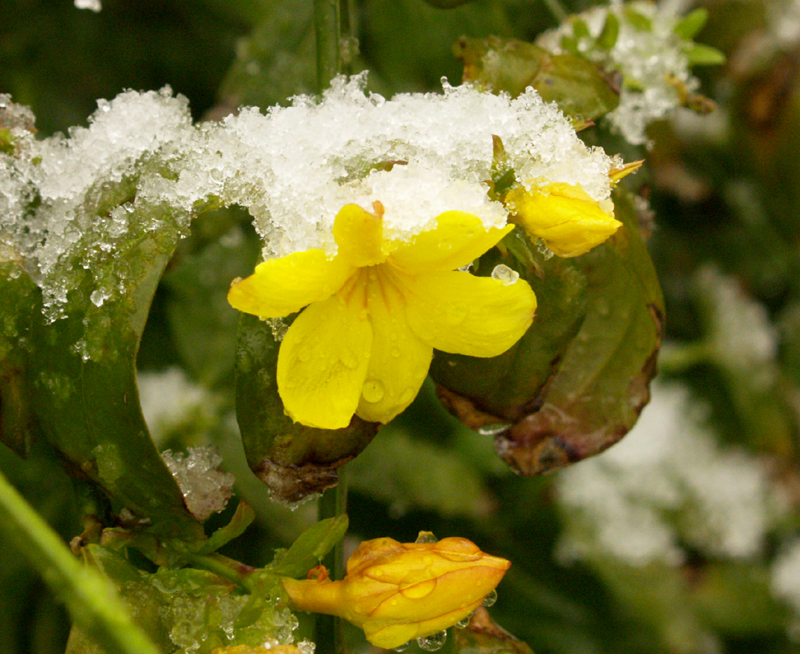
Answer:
[281,536,510,649]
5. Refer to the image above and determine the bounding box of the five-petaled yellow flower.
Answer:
[281,535,511,649]
[228,202,536,429]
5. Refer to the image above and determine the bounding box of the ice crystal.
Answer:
[538,0,702,145]
[556,380,781,566]
[161,446,235,521]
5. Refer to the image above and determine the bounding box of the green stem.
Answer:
[316,466,349,654]
[0,470,161,654]
[314,0,341,92]
[187,553,256,593]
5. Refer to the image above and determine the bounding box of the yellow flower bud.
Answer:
[506,181,622,257]
[281,536,510,649]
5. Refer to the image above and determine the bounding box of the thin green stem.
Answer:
[187,553,256,593]
[316,466,349,654]
[0,470,161,654]
[314,0,341,92]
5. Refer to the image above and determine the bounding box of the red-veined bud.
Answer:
[281,536,510,649]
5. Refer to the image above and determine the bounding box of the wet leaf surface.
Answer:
[271,515,349,578]
[494,188,664,475]
[456,36,620,120]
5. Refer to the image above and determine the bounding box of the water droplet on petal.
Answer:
[391,348,401,358]
[454,615,471,629]
[491,264,520,285]
[418,631,447,652]
[400,578,437,599]
[393,643,411,652]
[298,348,312,363]
[415,531,438,544]
[362,379,385,403]
[399,387,416,404]
[341,349,359,369]
[482,589,498,607]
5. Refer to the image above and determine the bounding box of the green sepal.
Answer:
[596,13,620,51]
[235,313,379,503]
[271,515,349,578]
[455,36,619,121]
[623,7,653,32]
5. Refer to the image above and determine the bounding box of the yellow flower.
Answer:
[506,181,622,257]
[281,536,511,649]
[211,647,302,654]
[228,203,536,429]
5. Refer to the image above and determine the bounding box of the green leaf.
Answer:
[623,7,653,32]
[684,43,727,66]
[271,515,349,578]
[421,0,474,6]
[596,13,620,51]
[673,8,709,40]
[456,36,619,121]
[234,313,379,503]
[0,240,39,457]
[430,229,587,424]
[571,18,591,41]
[24,179,200,535]
[493,188,664,475]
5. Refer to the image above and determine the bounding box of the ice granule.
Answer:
[161,446,235,521]
[537,0,701,145]
[556,380,780,566]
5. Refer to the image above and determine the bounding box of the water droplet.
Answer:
[491,264,520,285]
[482,589,498,607]
[340,349,359,369]
[418,631,447,652]
[362,379,385,403]
[415,531,438,544]
[90,289,108,307]
[391,348,401,358]
[298,348,312,363]
[399,387,416,404]
[454,615,471,629]
[400,578,437,599]
[393,643,411,652]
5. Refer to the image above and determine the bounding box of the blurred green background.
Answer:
[5,0,800,653]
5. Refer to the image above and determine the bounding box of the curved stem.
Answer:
[316,465,349,654]
[0,470,161,654]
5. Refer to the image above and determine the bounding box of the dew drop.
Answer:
[400,578,437,599]
[454,615,471,629]
[298,348,312,363]
[482,589,498,607]
[399,387,416,404]
[415,531,438,544]
[362,379,385,403]
[476,422,512,436]
[491,264,519,285]
[340,349,359,369]
[391,348,401,358]
[393,643,411,653]
[418,630,447,652]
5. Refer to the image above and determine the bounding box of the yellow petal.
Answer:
[507,182,621,258]
[277,291,372,429]
[403,271,536,357]
[333,203,387,267]
[355,268,433,424]
[389,211,513,276]
[228,250,353,318]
